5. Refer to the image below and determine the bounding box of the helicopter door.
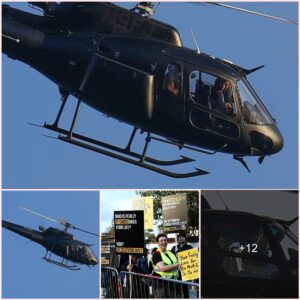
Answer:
[156,61,185,130]
[84,53,155,125]
[186,66,240,139]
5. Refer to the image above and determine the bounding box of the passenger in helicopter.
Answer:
[211,78,235,116]
[165,64,181,96]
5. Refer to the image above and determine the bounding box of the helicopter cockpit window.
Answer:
[78,245,90,257]
[189,71,236,117]
[216,220,273,258]
[164,63,181,96]
[189,71,200,100]
[269,223,298,261]
[238,79,274,125]
[222,257,280,280]
[84,246,93,255]
[215,219,280,280]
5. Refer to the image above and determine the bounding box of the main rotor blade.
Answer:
[19,206,59,224]
[19,206,99,237]
[208,2,298,25]
[72,226,99,237]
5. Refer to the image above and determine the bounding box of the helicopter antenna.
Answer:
[153,2,160,15]
[190,29,201,54]
[208,2,298,25]
[216,191,230,211]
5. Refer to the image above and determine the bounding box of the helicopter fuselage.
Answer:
[202,210,298,298]
[2,220,98,266]
[2,2,283,159]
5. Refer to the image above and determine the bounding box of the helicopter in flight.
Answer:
[201,192,298,298]
[2,206,99,270]
[2,2,296,178]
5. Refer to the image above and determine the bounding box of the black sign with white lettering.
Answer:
[114,210,144,254]
[162,193,188,232]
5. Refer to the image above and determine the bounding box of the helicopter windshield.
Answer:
[84,246,94,256]
[237,79,274,125]
[79,245,91,256]
[269,223,298,261]
[84,245,98,260]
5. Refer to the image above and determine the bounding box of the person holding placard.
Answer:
[171,232,193,298]
[171,232,193,255]
[152,233,183,298]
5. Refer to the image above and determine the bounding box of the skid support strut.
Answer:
[52,92,68,128]
[43,248,80,270]
[67,98,82,140]
[140,132,151,164]
[42,124,209,178]
[125,127,138,151]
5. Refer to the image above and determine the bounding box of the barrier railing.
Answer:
[101,267,120,298]
[101,267,199,298]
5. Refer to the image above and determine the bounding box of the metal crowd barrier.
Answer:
[101,267,199,298]
[101,267,121,298]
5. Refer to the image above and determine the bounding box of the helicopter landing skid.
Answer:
[43,257,80,271]
[40,124,209,178]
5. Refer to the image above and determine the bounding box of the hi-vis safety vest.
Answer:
[153,250,178,279]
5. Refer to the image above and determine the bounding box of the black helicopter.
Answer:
[2,2,294,178]
[201,193,298,298]
[2,207,99,270]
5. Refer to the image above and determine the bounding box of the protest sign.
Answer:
[132,196,154,230]
[114,210,144,254]
[162,193,188,232]
[101,244,111,265]
[178,248,199,281]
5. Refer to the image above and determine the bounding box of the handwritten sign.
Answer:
[178,248,199,281]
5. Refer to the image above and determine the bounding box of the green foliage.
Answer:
[105,219,115,235]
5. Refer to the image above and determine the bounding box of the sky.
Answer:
[2,191,99,298]
[100,190,137,234]
[2,2,298,188]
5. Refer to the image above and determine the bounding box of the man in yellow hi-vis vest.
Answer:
[152,233,183,298]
